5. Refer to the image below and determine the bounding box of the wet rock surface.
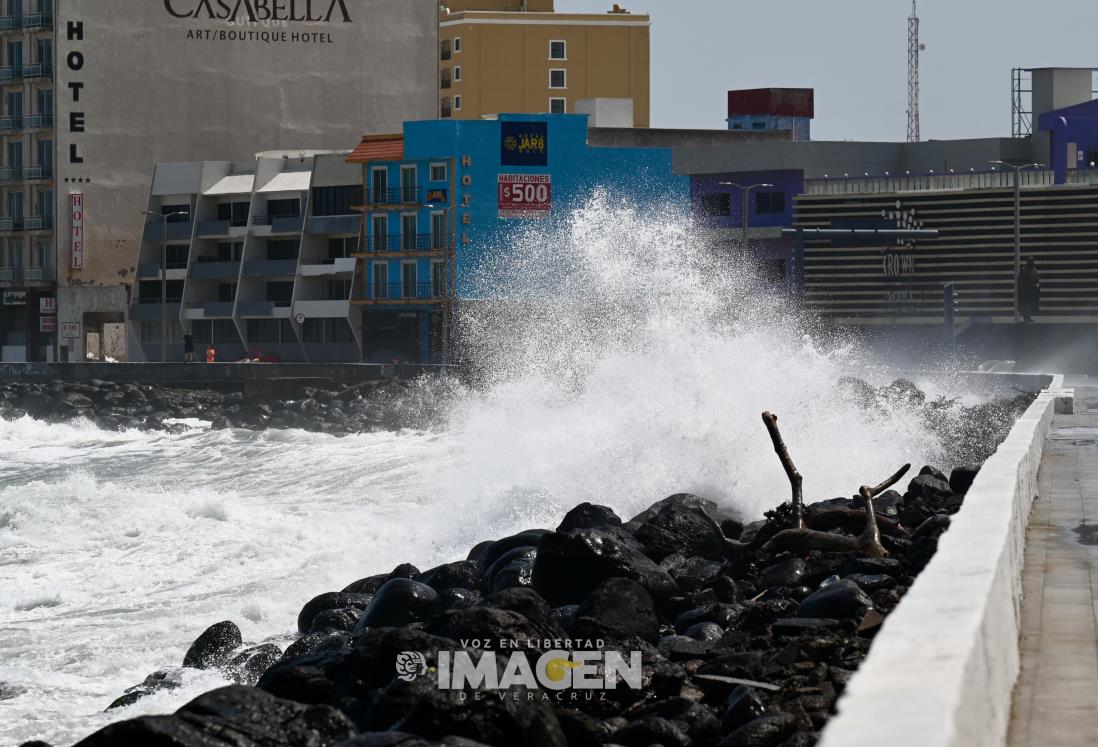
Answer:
[0,378,424,435]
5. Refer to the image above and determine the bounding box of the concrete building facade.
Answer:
[438,1,650,127]
[0,0,439,363]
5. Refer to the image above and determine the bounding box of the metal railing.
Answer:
[18,216,53,231]
[361,187,424,206]
[362,233,452,253]
[0,116,22,132]
[24,112,52,129]
[0,266,14,281]
[21,12,54,30]
[22,62,51,79]
[23,164,52,180]
[0,66,21,81]
[802,167,1098,196]
[359,282,446,302]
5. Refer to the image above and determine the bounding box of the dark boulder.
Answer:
[531,528,678,606]
[481,546,537,593]
[758,558,806,590]
[437,588,481,611]
[721,685,767,734]
[223,643,283,686]
[915,513,951,539]
[918,465,948,482]
[356,579,438,631]
[422,607,555,651]
[949,464,980,495]
[478,531,550,574]
[419,561,480,593]
[332,734,490,747]
[297,592,372,634]
[107,669,185,711]
[556,503,623,533]
[905,474,954,502]
[182,621,242,670]
[624,493,737,534]
[309,607,363,635]
[632,502,733,562]
[342,565,420,595]
[718,712,798,746]
[611,716,692,747]
[798,580,873,620]
[76,685,355,747]
[280,632,350,663]
[574,578,659,643]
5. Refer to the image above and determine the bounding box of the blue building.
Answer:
[349,113,689,362]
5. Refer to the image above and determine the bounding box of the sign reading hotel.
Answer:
[501,122,548,167]
[498,174,552,219]
[70,193,85,271]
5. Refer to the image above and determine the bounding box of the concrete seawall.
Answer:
[819,374,1070,747]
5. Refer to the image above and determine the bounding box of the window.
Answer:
[371,214,388,251]
[550,98,566,114]
[35,37,50,66]
[266,281,294,306]
[400,165,417,202]
[431,260,446,298]
[441,68,452,89]
[165,245,189,269]
[454,95,462,111]
[266,198,299,220]
[302,318,354,344]
[401,212,418,251]
[370,167,387,200]
[550,40,566,60]
[700,193,731,217]
[430,162,447,182]
[217,201,249,226]
[453,36,461,53]
[453,66,461,82]
[328,237,354,259]
[36,188,51,220]
[441,97,452,118]
[266,239,299,261]
[401,261,417,299]
[217,283,236,303]
[431,211,447,249]
[246,319,281,343]
[327,279,351,300]
[751,121,766,130]
[191,320,212,344]
[440,38,451,60]
[36,138,50,169]
[312,185,358,216]
[216,242,243,262]
[755,191,786,215]
[213,319,239,343]
[549,69,566,89]
[161,203,189,222]
[372,262,388,299]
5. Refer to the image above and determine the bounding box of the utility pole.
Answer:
[990,161,1043,322]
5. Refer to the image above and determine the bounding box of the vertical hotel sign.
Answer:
[70,193,85,271]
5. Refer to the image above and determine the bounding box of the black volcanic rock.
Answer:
[77,685,355,747]
[574,578,659,643]
[298,592,372,634]
[356,579,438,631]
[182,621,241,670]
[798,580,873,620]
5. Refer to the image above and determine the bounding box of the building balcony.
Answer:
[24,112,52,129]
[129,302,182,322]
[252,214,304,236]
[22,62,51,80]
[237,300,293,317]
[0,16,13,31]
[182,301,236,320]
[190,261,241,280]
[306,214,360,235]
[18,216,53,231]
[300,258,356,276]
[357,188,425,207]
[0,116,22,132]
[21,12,54,30]
[0,66,21,81]
[0,265,18,282]
[241,259,298,277]
[354,282,445,305]
[136,263,187,281]
[24,265,52,283]
[357,233,451,255]
[23,164,52,181]
[142,220,193,243]
[293,300,352,319]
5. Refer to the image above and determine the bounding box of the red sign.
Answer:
[40,316,57,333]
[498,174,551,219]
[70,193,85,271]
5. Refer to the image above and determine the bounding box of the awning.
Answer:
[258,171,312,193]
[204,174,255,196]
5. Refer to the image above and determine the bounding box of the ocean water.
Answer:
[1,197,963,745]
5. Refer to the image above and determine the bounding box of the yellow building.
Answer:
[439,1,651,127]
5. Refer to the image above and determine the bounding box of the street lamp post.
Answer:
[141,209,189,362]
[989,161,1043,322]
[718,181,774,250]
[427,202,458,365]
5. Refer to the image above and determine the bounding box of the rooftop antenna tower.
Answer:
[907,0,922,142]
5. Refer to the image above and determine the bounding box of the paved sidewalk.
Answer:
[1008,382,1098,747]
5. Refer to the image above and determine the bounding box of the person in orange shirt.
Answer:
[206,345,216,364]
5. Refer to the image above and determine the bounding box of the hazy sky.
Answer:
[554,0,1098,141]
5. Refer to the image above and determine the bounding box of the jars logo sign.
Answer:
[163,0,354,24]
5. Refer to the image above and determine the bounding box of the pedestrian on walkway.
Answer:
[206,344,217,364]
[183,331,196,362]
[1017,256,1040,323]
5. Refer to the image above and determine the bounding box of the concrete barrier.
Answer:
[819,374,1068,747]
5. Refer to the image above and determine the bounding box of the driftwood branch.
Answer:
[761,412,804,529]
[760,453,911,558]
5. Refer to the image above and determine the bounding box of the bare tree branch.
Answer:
[762,412,804,529]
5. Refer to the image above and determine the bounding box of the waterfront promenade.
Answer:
[1009,378,1098,746]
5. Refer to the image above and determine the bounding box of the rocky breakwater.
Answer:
[52,389,1030,747]
[0,378,421,435]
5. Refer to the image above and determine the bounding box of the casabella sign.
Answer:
[163,0,353,23]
